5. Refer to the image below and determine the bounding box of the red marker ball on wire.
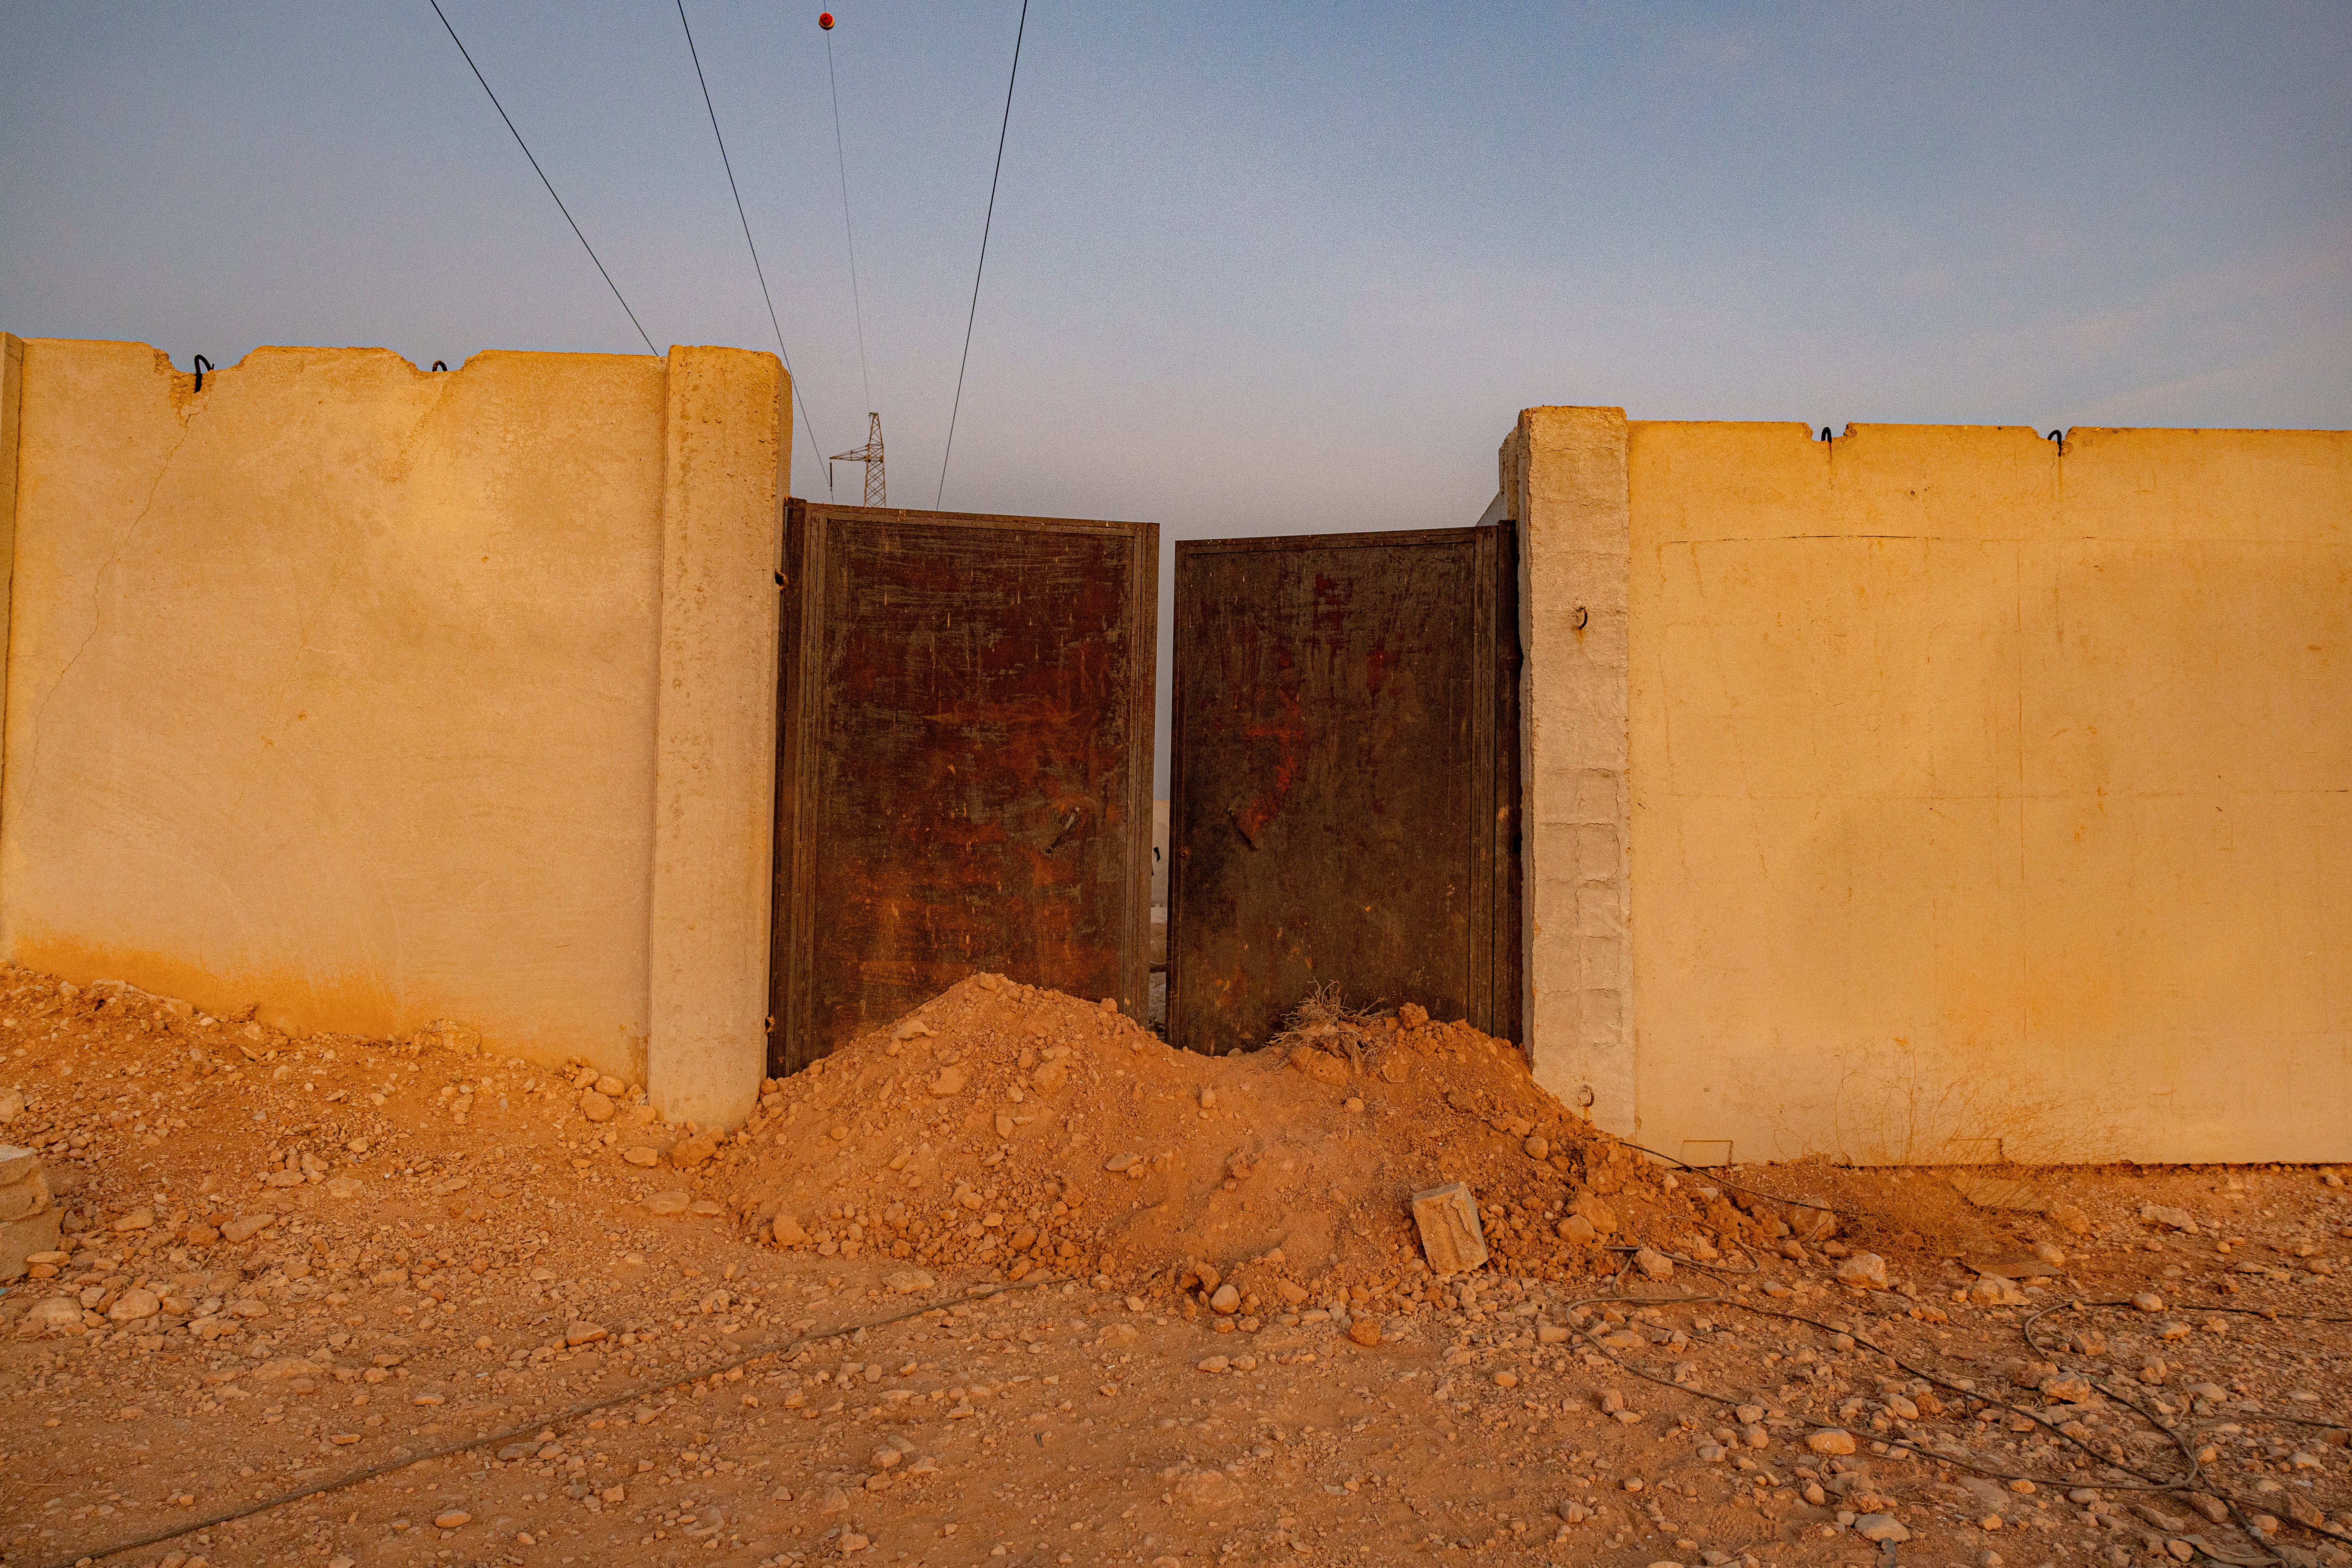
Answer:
[818,11,833,27]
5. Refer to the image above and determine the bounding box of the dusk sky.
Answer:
[5,2,2346,781]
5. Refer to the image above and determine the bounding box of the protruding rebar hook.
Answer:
[192,355,212,393]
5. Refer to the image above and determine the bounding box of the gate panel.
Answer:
[1168,525,1519,1056]
[772,503,1157,1074]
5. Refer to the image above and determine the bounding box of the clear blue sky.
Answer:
[4,3,2346,782]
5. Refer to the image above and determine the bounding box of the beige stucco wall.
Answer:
[1516,409,2350,1165]
[0,338,786,1127]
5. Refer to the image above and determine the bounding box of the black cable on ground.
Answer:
[1618,1138,1855,1221]
[31,1274,1066,1568]
[1561,1284,2349,1565]
[935,0,1028,510]
[426,0,658,356]
[675,0,830,480]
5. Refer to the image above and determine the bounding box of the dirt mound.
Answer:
[720,975,1779,1307]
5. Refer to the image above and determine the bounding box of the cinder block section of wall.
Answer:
[0,339,788,1128]
[1509,407,1634,1134]
[1608,419,2348,1166]
[645,347,788,1131]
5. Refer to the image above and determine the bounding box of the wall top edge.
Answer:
[3,338,783,380]
[1502,412,2351,443]
[1630,419,2349,439]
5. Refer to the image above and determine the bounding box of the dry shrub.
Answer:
[1268,983,1383,1069]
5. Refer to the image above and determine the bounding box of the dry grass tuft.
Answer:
[1269,982,1383,1067]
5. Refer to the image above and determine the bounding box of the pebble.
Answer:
[1196,1356,1230,1373]
[1210,1283,1241,1314]
[1806,1428,1858,1455]
[2139,1203,2199,1232]
[2131,1292,2165,1312]
[1853,1515,1910,1543]
[1634,1248,1673,1279]
[595,1075,624,1096]
[1347,1317,1381,1347]
[1492,1370,1518,1388]
[646,1191,691,1216]
[578,1091,615,1123]
[433,1510,471,1529]
[107,1288,160,1321]
[1524,1135,1548,1160]
[929,1067,967,1097]
[25,1297,81,1333]
[1834,1252,1888,1290]
[623,1147,660,1167]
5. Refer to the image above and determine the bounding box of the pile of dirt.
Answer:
[720,975,1789,1309]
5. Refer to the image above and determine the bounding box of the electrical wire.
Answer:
[675,0,831,482]
[824,28,874,418]
[935,0,1029,509]
[29,1274,1065,1568]
[426,0,658,356]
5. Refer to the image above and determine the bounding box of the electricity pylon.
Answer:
[830,412,886,506]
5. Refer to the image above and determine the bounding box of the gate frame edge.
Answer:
[645,346,789,1133]
[1512,406,1634,1138]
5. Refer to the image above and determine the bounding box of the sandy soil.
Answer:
[0,967,2345,1568]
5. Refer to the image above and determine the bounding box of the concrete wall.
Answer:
[0,336,786,1129]
[1513,409,2352,1166]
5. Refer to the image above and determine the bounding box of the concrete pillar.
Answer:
[1512,407,1634,1136]
[646,346,789,1131]
[0,334,19,831]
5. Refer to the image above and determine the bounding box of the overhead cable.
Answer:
[936,0,1029,509]
[675,0,831,480]
[426,0,658,356]
[824,25,875,418]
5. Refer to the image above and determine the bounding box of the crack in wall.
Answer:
[24,398,208,779]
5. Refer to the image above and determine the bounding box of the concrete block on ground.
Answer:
[1410,1181,1488,1274]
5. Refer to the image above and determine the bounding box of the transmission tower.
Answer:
[830,412,887,506]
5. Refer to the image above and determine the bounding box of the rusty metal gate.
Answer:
[771,502,1158,1074]
[1166,524,1521,1056]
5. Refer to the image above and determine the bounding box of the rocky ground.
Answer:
[0,965,2346,1568]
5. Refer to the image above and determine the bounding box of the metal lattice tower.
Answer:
[831,412,886,506]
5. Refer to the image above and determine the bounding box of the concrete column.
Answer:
[646,346,789,1131]
[1513,407,1633,1135]
[0,334,19,836]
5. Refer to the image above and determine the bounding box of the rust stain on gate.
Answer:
[1168,524,1521,1058]
[771,502,1158,1075]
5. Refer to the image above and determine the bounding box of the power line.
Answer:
[675,0,831,483]
[824,29,875,417]
[426,0,657,356]
[936,0,1029,509]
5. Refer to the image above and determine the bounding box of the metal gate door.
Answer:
[771,502,1158,1074]
[1167,524,1520,1056]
